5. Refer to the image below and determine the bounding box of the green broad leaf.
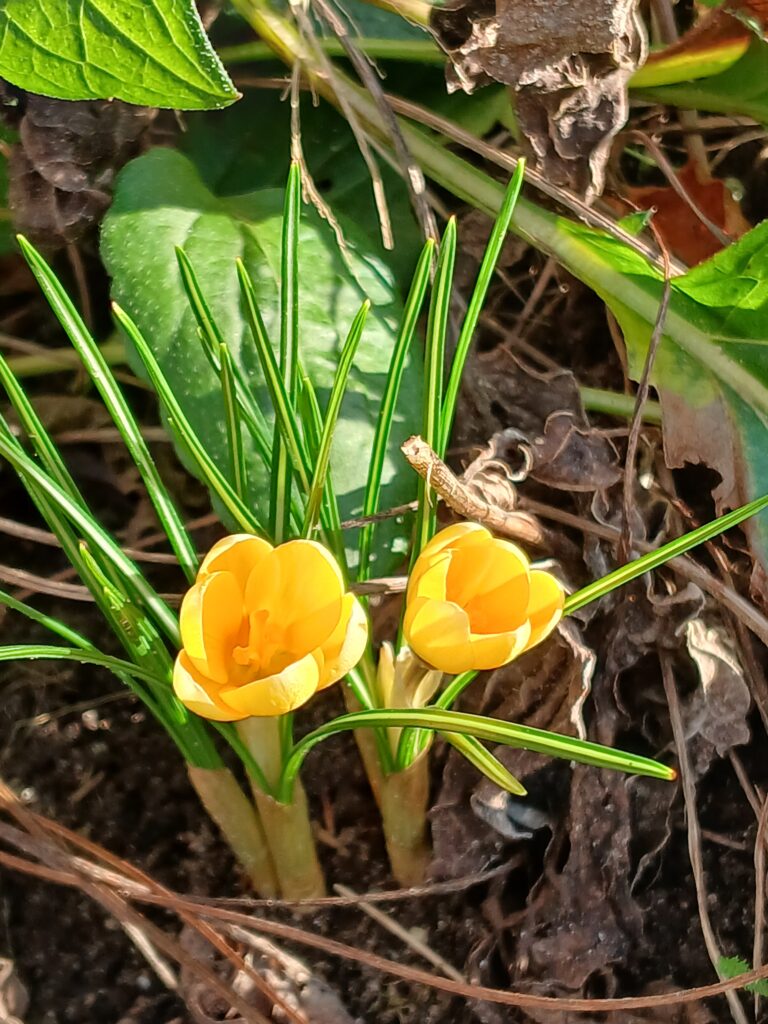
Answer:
[180,89,423,291]
[634,38,768,121]
[0,0,237,109]
[101,147,421,574]
[551,216,768,568]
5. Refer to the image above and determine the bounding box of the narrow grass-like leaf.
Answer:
[0,351,82,503]
[0,382,178,642]
[112,302,264,537]
[441,732,527,795]
[175,246,273,464]
[0,645,168,689]
[411,219,457,565]
[18,236,198,584]
[0,587,171,729]
[396,667,479,767]
[0,589,93,648]
[278,706,675,801]
[0,422,180,644]
[564,491,768,615]
[77,542,175,682]
[439,164,525,455]
[298,375,344,559]
[358,238,433,582]
[219,342,248,500]
[303,300,369,538]
[0,639,218,763]
[272,163,302,541]
[236,260,311,495]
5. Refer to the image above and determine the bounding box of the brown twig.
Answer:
[334,883,465,982]
[292,4,395,250]
[311,0,437,243]
[400,435,546,547]
[753,794,768,1018]
[660,656,749,1024]
[5,818,768,1014]
[618,216,672,563]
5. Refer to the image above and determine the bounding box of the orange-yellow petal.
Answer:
[271,540,345,653]
[448,538,530,632]
[467,622,532,669]
[406,522,488,602]
[179,571,244,684]
[220,652,321,716]
[317,593,369,689]
[408,552,451,602]
[523,569,565,651]
[173,651,249,722]
[405,594,533,673]
[403,595,474,673]
[199,534,273,592]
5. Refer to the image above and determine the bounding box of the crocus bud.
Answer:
[403,522,563,673]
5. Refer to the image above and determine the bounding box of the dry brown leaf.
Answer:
[0,83,155,247]
[613,162,750,266]
[0,958,29,1023]
[457,354,622,493]
[684,616,751,767]
[430,0,646,195]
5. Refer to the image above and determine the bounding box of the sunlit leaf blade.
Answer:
[0,644,164,693]
[633,38,768,121]
[0,365,180,647]
[298,375,344,550]
[441,732,527,795]
[272,163,302,542]
[219,343,248,501]
[358,238,433,582]
[440,162,525,455]
[112,302,264,538]
[278,706,675,801]
[411,219,457,564]
[564,491,768,615]
[18,235,199,584]
[0,0,237,109]
[0,422,180,645]
[103,148,419,574]
[0,589,92,649]
[303,301,369,538]
[175,246,274,466]
[235,260,312,494]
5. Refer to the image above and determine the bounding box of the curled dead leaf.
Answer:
[430,0,647,196]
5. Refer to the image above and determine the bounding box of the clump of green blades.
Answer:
[1,160,766,806]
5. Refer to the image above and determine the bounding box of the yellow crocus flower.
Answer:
[403,522,564,673]
[173,534,368,720]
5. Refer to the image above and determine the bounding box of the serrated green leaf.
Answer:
[102,148,421,574]
[718,955,768,996]
[0,0,237,109]
[550,216,768,568]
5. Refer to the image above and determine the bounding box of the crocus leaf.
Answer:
[101,148,421,574]
[0,0,237,109]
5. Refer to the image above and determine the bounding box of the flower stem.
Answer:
[237,717,326,899]
[253,785,327,899]
[186,764,279,897]
[378,754,431,886]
